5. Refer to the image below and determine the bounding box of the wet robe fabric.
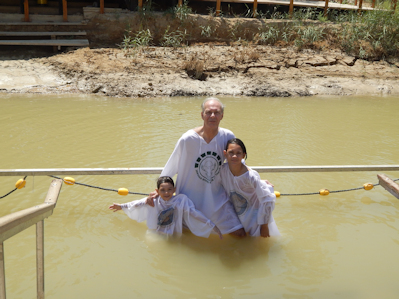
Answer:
[160,128,243,234]
[121,194,216,238]
[220,163,280,237]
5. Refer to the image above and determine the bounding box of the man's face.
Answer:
[201,100,224,128]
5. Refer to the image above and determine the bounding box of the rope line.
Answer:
[48,175,149,196]
[1,176,398,199]
[0,176,28,199]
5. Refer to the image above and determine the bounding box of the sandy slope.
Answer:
[1,45,399,98]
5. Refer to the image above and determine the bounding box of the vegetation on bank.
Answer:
[120,1,399,60]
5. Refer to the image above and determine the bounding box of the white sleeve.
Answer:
[121,197,151,223]
[257,201,275,225]
[251,171,276,225]
[161,136,184,178]
[182,196,216,238]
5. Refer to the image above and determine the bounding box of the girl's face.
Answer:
[224,143,246,166]
[156,182,176,201]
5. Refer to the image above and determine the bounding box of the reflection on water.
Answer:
[1,94,399,298]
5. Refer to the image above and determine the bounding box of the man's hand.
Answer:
[213,226,223,240]
[260,223,270,238]
[145,191,158,207]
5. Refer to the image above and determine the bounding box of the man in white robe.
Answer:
[148,97,246,237]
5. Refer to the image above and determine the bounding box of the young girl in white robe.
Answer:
[220,138,279,237]
[109,176,222,239]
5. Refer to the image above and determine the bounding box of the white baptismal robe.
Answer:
[121,194,216,238]
[160,128,243,234]
[220,164,280,237]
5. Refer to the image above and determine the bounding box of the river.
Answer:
[1,94,399,298]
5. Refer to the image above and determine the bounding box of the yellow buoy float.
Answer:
[319,189,330,196]
[15,178,26,189]
[363,183,374,190]
[118,188,129,196]
[274,191,281,197]
[63,177,75,185]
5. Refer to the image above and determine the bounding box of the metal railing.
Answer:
[0,179,62,299]
[0,165,398,298]
[0,165,398,177]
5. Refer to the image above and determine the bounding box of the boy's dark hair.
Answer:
[225,138,247,160]
[156,176,175,189]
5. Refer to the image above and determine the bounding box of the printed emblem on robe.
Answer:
[229,191,248,216]
[194,151,222,183]
[157,207,174,227]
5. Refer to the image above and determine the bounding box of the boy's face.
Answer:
[156,182,176,201]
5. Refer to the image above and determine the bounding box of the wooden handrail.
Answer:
[0,179,62,299]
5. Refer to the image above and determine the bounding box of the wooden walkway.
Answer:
[202,0,375,11]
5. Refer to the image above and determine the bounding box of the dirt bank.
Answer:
[1,12,399,98]
[1,45,399,98]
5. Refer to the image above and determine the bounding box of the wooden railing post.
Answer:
[62,0,68,22]
[289,0,294,17]
[253,0,258,17]
[216,0,221,16]
[324,0,329,17]
[372,0,375,8]
[100,0,104,14]
[24,0,30,22]
[358,0,363,14]
[178,0,183,6]
[138,0,143,10]
[37,221,44,299]
[0,242,5,299]
[392,0,398,11]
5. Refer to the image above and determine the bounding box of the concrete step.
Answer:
[0,31,86,36]
[0,39,89,46]
[0,13,85,23]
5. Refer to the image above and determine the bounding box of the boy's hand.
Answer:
[145,190,158,207]
[260,223,270,238]
[109,203,122,212]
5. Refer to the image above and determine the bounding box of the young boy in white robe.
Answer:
[220,138,280,237]
[109,176,222,239]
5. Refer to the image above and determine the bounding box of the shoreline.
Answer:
[1,45,399,98]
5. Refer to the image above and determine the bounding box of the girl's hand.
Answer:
[109,203,122,212]
[260,223,270,238]
[264,180,274,187]
[145,190,158,207]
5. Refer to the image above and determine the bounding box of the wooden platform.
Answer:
[201,0,374,11]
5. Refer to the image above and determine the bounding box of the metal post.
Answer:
[0,242,5,299]
[36,221,44,299]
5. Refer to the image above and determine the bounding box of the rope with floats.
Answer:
[0,176,27,199]
[1,175,398,199]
